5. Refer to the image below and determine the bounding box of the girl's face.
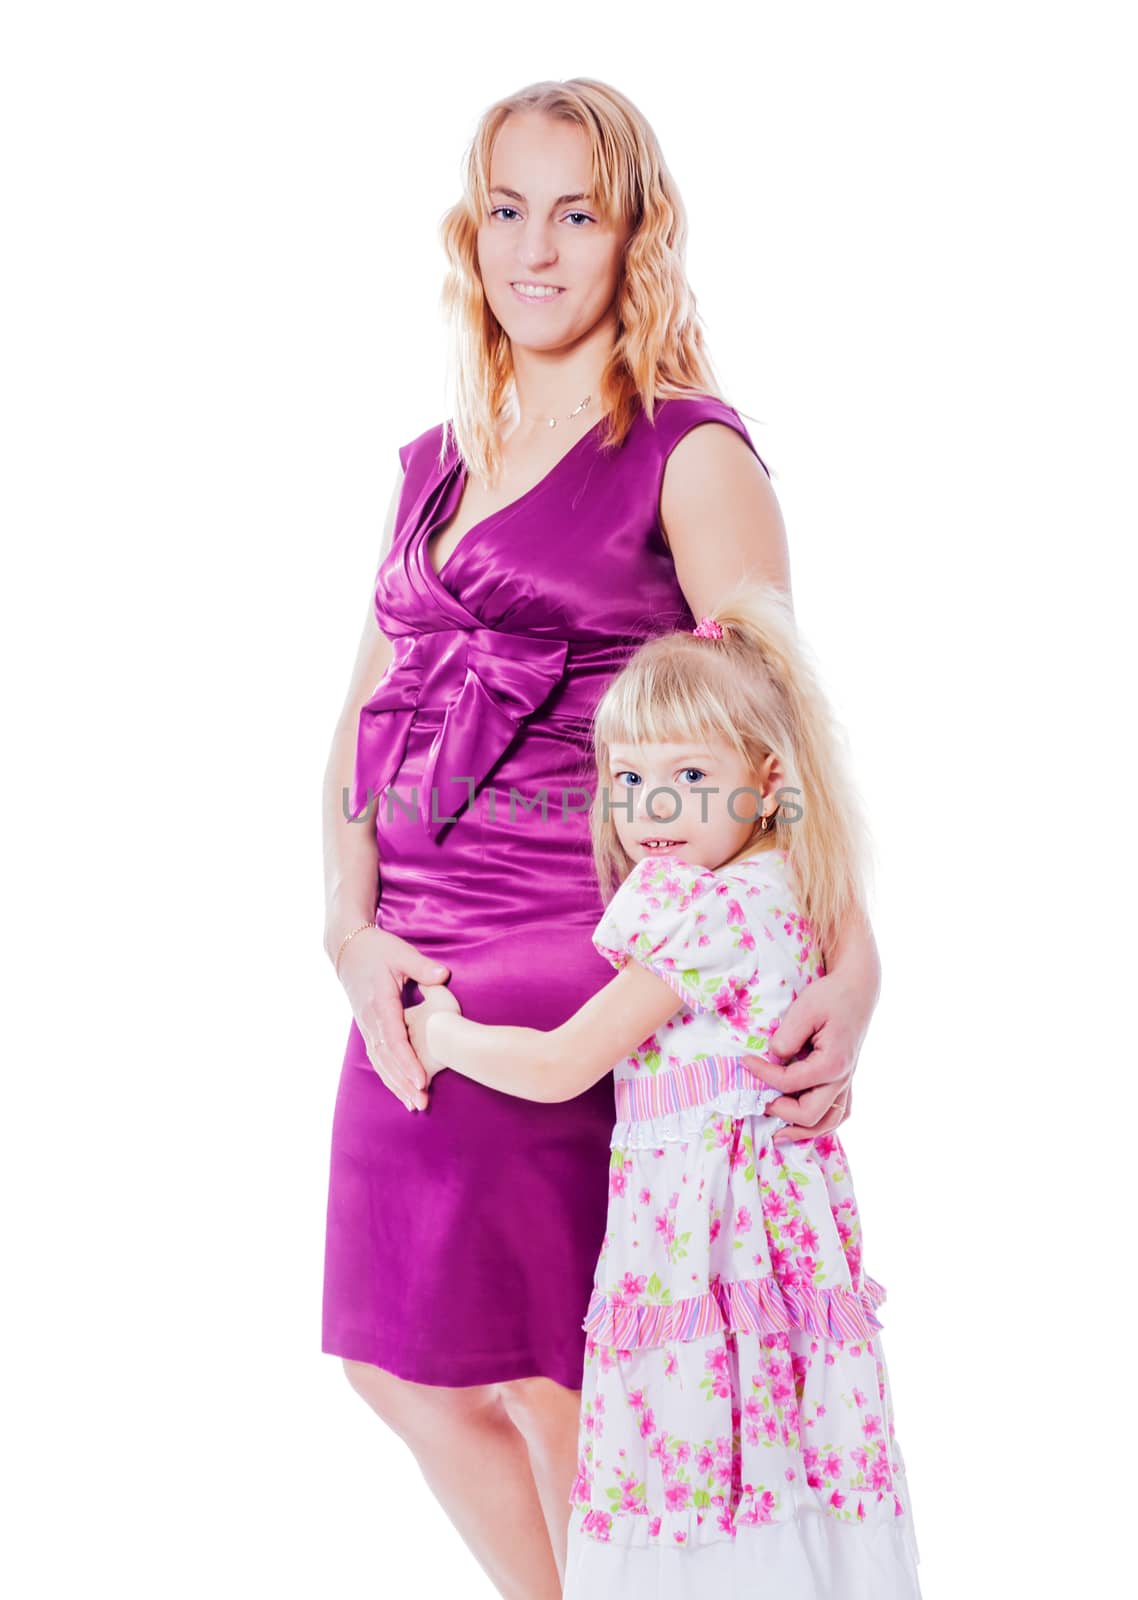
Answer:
[476,113,631,356]
[605,738,780,872]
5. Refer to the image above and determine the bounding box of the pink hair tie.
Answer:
[691,615,724,639]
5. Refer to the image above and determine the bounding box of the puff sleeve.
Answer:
[591,854,820,1052]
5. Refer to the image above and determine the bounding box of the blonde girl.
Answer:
[408,581,922,1598]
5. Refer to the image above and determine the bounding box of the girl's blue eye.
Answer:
[613,769,704,786]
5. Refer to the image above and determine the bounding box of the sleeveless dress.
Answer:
[563,850,922,1598]
[321,394,770,1389]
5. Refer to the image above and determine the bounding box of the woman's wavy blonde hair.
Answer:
[438,78,731,481]
[588,578,875,965]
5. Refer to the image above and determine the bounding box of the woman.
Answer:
[321,79,880,1599]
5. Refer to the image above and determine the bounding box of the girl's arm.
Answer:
[424,961,686,1103]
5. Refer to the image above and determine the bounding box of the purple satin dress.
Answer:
[322,393,771,1388]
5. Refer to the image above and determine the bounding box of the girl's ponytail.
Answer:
[705,579,874,963]
[590,578,874,964]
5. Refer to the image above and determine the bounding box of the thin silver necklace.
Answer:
[531,392,593,429]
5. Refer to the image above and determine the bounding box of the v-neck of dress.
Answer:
[418,413,612,591]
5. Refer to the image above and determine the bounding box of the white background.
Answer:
[4,2,1133,1596]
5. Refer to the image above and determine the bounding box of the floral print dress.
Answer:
[562,849,923,1599]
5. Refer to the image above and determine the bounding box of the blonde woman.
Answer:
[321,79,882,1599]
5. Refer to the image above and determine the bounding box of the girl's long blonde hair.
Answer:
[588,579,875,964]
[438,78,730,482]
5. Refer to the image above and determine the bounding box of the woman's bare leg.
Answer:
[498,1376,583,1586]
[342,1359,562,1600]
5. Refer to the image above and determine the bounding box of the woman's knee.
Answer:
[341,1358,503,1442]
[497,1375,581,1438]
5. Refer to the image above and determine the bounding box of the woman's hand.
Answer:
[742,916,880,1143]
[405,984,462,1086]
[337,928,450,1112]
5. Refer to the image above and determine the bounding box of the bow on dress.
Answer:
[350,625,569,839]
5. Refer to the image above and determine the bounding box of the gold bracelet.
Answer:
[334,921,379,977]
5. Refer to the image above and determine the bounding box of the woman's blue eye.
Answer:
[488,206,594,225]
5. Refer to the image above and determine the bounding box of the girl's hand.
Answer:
[337,928,450,1112]
[742,967,870,1144]
[405,984,462,1085]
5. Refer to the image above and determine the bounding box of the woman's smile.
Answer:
[510,281,566,303]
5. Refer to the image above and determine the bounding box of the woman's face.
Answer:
[477,113,631,356]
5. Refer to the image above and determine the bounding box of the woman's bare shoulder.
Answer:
[658,414,790,606]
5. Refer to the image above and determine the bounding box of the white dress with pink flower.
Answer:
[562,849,922,1599]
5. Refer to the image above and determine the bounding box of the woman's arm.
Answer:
[323,467,450,1111]
[659,422,878,1142]
[322,469,401,963]
[757,900,880,1142]
[659,421,792,609]
[423,960,686,1103]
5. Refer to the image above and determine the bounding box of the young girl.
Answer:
[407,581,922,1598]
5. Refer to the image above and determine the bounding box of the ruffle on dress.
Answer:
[611,1084,783,1148]
[584,1266,887,1348]
[565,1492,922,1596]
